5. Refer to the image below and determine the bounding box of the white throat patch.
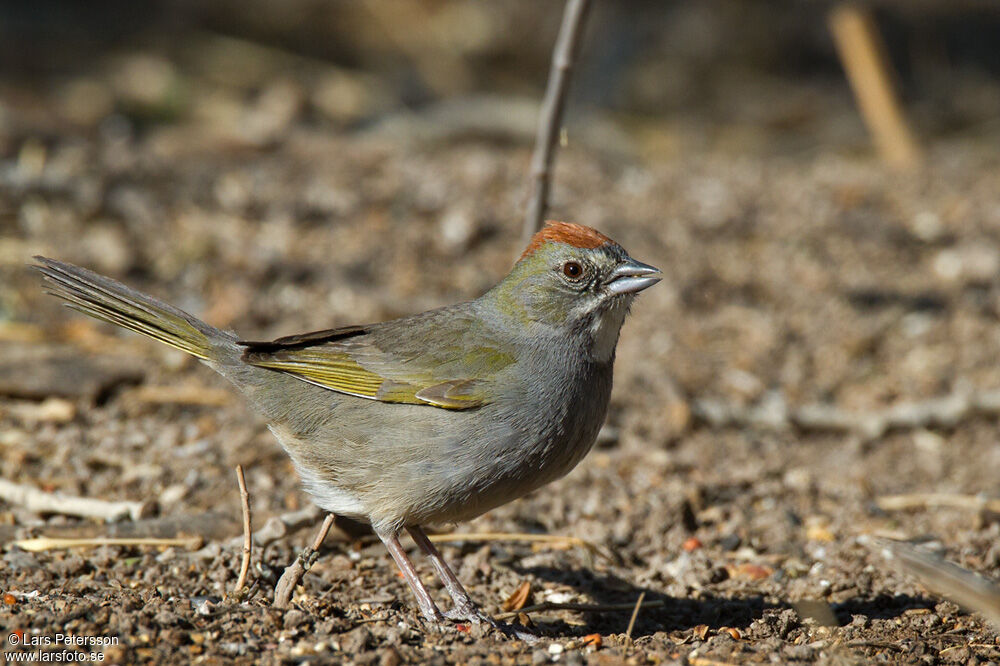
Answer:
[589,297,630,363]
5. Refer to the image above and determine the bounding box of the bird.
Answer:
[34,220,660,635]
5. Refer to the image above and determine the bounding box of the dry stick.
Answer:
[694,385,1000,441]
[273,513,336,609]
[231,465,253,600]
[0,478,155,522]
[828,4,921,168]
[522,0,592,241]
[495,598,665,622]
[624,591,645,644]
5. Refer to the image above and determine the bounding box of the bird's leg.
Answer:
[407,526,537,642]
[375,527,445,625]
[406,526,485,622]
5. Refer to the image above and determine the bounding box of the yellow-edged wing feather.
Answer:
[240,322,509,410]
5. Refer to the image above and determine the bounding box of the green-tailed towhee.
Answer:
[34,220,660,633]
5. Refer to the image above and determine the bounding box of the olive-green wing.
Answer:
[239,320,512,410]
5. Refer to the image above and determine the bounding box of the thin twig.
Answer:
[231,465,253,600]
[425,531,618,564]
[14,536,202,552]
[625,591,645,643]
[273,513,336,609]
[522,0,592,241]
[495,598,665,621]
[876,493,1000,514]
[0,478,155,522]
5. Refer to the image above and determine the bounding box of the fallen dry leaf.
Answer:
[501,580,532,612]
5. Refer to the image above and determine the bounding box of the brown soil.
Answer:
[2,64,1000,666]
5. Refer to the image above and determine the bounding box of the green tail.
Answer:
[33,257,229,361]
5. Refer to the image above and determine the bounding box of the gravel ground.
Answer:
[2,103,1000,664]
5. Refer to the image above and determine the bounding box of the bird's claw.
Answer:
[443,604,537,642]
[442,603,491,625]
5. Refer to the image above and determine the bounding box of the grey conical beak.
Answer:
[605,258,662,295]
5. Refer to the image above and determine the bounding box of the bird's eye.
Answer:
[562,261,584,279]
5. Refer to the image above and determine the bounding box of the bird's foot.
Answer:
[442,601,492,625]
[415,603,447,629]
[443,603,538,643]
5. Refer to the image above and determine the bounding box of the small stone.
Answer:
[437,208,477,253]
[379,647,403,666]
[911,211,943,241]
[4,548,40,572]
[159,484,188,506]
[719,534,741,551]
[341,626,372,654]
[933,244,1000,284]
[284,609,308,629]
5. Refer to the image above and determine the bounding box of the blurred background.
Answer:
[1,0,999,157]
[2,2,1000,662]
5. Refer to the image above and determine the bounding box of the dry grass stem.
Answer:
[127,384,233,406]
[15,536,203,552]
[625,591,645,643]
[425,531,617,564]
[876,493,1000,514]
